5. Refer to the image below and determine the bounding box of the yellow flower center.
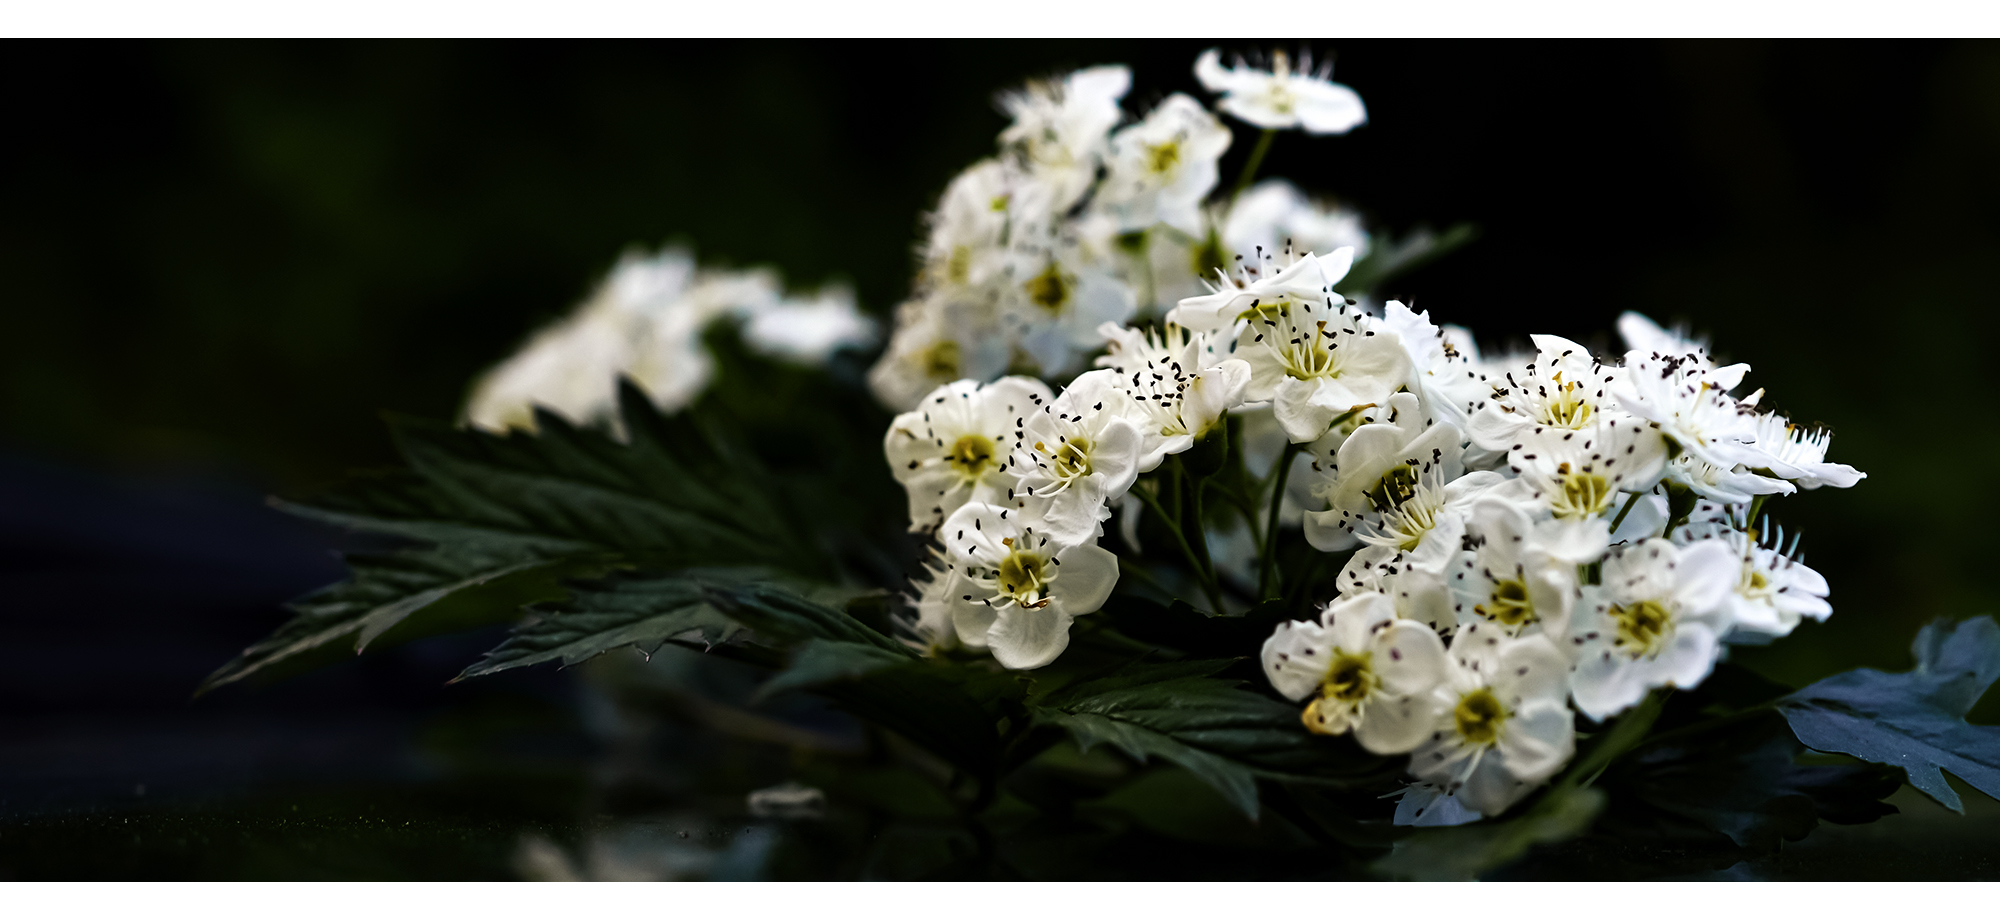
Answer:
[1367,463,1420,512]
[995,546,1053,607]
[1538,374,1595,429]
[1551,465,1615,519]
[1025,263,1073,314]
[1145,140,1181,175]
[947,433,998,479]
[1454,687,1508,747]
[921,340,961,378]
[1478,578,1537,628]
[1320,650,1377,703]
[1038,437,1094,481]
[1610,599,1674,657]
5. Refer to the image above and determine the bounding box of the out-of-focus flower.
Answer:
[1194,48,1367,134]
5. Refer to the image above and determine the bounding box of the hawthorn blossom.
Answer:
[1676,518,1832,641]
[1012,370,1145,544]
[1003,238,1138,377]
[1568,537,1740,720]
[1407,625,1576,817]
[1379,300,1488,431]
[937,501,1119,669]
[867,292,1011,411]
[1095,322,1250,471]
[1465,334,1628,474]
[1226,283,1411,442]
[1748,412,1865,490]
[739,284,878,364]
[1448,496,1607,641]
[1222,180,1371,266]
[1194,48,1367,134]
[999,65,1131,211]
[885,377,1055,532]
[1262,593,1452,754]
[1611,349,1762,470]
[1167,246,1352,333]
[1101,93,1232,237]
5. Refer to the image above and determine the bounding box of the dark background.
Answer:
[2,40,1995,876]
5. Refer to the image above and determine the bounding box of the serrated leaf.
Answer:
[1030,660,1396,818]
[1777,616,2000,812]
[701,583,913,655]
[454,568,766,681]
[205,382,822,694]
[1371,783,1606,881]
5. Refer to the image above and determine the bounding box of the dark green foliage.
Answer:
[1778,616,2000,812]
[453,568,762,681]
[201,381,833,694]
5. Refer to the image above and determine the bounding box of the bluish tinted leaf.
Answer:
[754,639,912,702]
[1372,784,1605,881]
[1778,616,2000,812]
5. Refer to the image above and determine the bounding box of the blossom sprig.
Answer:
[875,49,1866,827]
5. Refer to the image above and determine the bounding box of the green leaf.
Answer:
[453,568,765,681]
[1030,660,1394,819]
[204,382,824,693]
[1371,783,1606,881]
[1777,616,2000,812]
[701,583,912,655]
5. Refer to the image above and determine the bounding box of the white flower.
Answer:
[1194,48,1367,134]
[1465,334,1628,474]
[998,65,1130,211]
[739,284,878,364]
[1567,537,1740,720]
[885,376,1055,533]
[1232,289,1412,443]
[1101,94,1232,237]
[467,247,717,433]
[1095,322,1251,472]
[1617,311,1707,361]
[1003,239,1138,377]
[1746,412,1865,490]
[1221,180,1371,266]
[1166,246,1351,334]
[1407,625,1576,817]
[1379,301,1490,432]
[1676,519,1832,641]
[923,159,1047,291]
[1012,370,1146,544]
[1261,593,1452,754]
[1334,555,1461,634]
[937,501,1119,669]
[900,549,968,656]
[866,292,1011,411]
[1611,349,1764,470]
[1303,393,1499,561]
[1447,496,1603,641]
[1664,453,1795,505]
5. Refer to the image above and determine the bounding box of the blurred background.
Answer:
[3,40,1996,878]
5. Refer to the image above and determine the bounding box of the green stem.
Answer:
[1608,491,1643,534]
[1258,442,1306,599]
[1231,128,1277,202]
[1746,493,1769,532]
[1133,485,1225,614]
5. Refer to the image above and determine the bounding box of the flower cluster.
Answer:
[867,56,1374,411]
[467,246,876,434]
[877,49,1864,824]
